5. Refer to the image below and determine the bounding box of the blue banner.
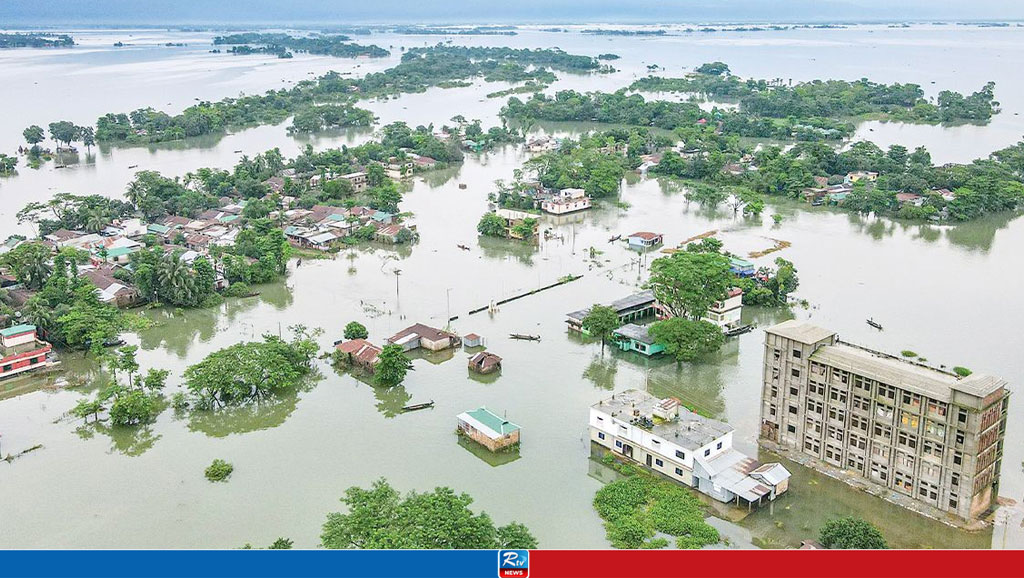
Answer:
[0,550,507,578]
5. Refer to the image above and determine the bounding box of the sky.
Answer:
[2,0,1024,26]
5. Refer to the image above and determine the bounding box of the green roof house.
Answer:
[457,407,521,452]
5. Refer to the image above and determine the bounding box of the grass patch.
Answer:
[901,350,918,358]
[593,454,719,549]
[205,459,234,482]
[953,366,973,377]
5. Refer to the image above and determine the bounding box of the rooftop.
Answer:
[765,319,837,345]
[613,323,656,345]
[813,341,1007,402]
[458,407,520,438]
[592,389,733,451]
[389,323,455,344]
[567,290,657,322]
[1,324,36,338]
[629,231,662,240]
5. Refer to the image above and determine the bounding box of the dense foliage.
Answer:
[0,33,74,48]
[374,344,411,386]
[205,459,234,482]
[593,458,719,549]
[819,516,888,549]
[183,327,320,409]
[321,478,537,549]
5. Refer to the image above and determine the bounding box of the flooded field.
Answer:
[1,25,1023,549]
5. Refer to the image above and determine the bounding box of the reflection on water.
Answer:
[745,454,992,550]
[457,435,522,467]
[77,420,163,457]
[185,384,315,438]
[581,354,619,390]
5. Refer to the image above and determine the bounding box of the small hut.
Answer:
[462,333,483,348]
[468,351,502,374]
[457,407,520,452]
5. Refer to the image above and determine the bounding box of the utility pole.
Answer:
[446,288,452,328]
[393,269,402,303]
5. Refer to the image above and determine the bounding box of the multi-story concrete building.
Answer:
[759,320,1009,522]
[591,389,791,508]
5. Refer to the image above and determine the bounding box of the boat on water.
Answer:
[457,244,471,251]
[608,234,621,242]
[724,324,754,337]
[402,400,435,412]
[509,333,541,341]
[866,318,883,330]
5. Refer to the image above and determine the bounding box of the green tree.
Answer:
[344,321,369,340]
[321,478,537,549]
[645,252,732,320]
[374,344,411,387]
[476,212,507,237]
[581,304,620,354]
[648,318,724,364]
[766,258,799,303]
[1,241,53,290]
[819,517,887,549]
[23,125,45,145]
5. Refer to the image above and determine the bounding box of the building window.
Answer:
[790,386,799,396]
[716,442,722,450]
[789,405,798,415]
[675,467,684,476]
[791,368,801,378]
[793,349,802,359]
[787,424,796,433]
[615,440,622,448]
[598,432,606,440]
[704,449,710,457]
[655,459,663,467]
[651,439,660,446]
[675,450,685,460]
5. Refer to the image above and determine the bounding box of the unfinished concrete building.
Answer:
[759,320,1009,522]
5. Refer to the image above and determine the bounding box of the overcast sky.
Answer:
[3,0,1024,26]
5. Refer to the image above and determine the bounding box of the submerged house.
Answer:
[462,333,483,348]
[468,351,502,374]
[541,188,592,215]
[334,339,382,371]
[457,407,521,452]
[387,323,460,352]
[729,257,756,278]
[590,389,790,509]
[0,324,54,380]
[627,231,664,250]
[566,290,659,334]
[613,323,665,357]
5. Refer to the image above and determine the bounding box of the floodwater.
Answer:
[1,26,1023,549]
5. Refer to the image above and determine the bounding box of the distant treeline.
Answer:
[31,45,604,147]
[213,33,389,58]
[0,33,74,48]
[629,63,999,124]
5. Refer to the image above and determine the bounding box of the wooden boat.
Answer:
[608,234,621,242]
[233,149,243,153]
[724,324,754,337]
[866,318,883,330]
[128,164,138,169]
[458,183,467,189]
[102,338,126,348]
[509,333,541,341]
[457,244,471,251]
[401,400,435,412]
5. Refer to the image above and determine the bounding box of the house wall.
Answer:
[0,345,50,378]
[459,420,519,451]
[1,331,36,348]
[420,336,452,351]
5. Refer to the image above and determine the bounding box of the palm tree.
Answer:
[125,179,146,210]
[156,252,195,305]
[23,296,55,332]
[84,208,107,233]
[23,252,52,290]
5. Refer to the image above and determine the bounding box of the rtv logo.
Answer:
[498,549,529,577]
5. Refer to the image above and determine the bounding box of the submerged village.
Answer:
[0,28,1022,550]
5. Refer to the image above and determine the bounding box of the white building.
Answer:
[590,389,790,507]
[705,287,743,330]
[541,188,592,215]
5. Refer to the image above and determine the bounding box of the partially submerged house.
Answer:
[462,333,483,348]
[627,231,664,250]
[729,257,756,278]
[541,188,592,215]
[334,339,382,371]
[387,324,459,352]
[590,389,790,509]
[566,290,659,334]
[0,324,54,380]
[457,407,521,452]
[613,323,665,357]
[704,287,744,331]
[468,351,502,374]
